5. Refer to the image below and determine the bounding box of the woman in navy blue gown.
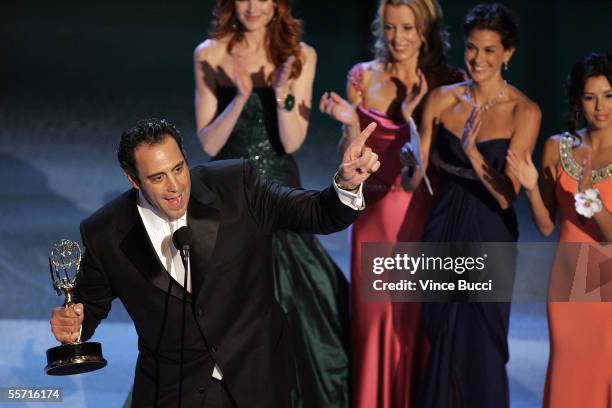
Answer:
[401,4,541,407]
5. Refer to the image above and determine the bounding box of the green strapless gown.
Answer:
[215,87,349,407]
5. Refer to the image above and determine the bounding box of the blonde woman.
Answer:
[320,1,462,406]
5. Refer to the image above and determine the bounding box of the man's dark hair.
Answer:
[117,118,187,180]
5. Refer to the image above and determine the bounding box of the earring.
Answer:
[503,62,509,71]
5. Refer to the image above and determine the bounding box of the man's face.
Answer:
[127,136,191,220]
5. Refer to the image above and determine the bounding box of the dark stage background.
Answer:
[1,0,610,406]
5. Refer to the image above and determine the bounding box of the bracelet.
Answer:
[276,92,295,111]
[574,188,603,218]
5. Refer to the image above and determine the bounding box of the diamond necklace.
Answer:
[465,80,508,113]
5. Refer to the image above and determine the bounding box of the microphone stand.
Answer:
[178,244,190,408]
[172,225,193,408]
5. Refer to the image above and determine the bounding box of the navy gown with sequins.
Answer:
[214,87,349,408]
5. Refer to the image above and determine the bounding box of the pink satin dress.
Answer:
[348,63,434,408]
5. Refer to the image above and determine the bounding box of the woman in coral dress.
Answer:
[320,0,462,406]
[507,52,612,408]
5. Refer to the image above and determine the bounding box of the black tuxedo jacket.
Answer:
[74,160,358,407]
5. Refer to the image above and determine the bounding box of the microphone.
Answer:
[172,225,192,408]
[172,226,193,252]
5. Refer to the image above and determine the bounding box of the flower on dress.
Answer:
[574,188,603,218]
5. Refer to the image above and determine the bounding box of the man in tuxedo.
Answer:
[50,118,379,407]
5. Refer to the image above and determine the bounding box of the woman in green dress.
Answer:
[191,1,349,407]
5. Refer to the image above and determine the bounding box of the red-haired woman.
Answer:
[192,1,348,407]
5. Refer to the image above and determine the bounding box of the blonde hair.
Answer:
[371,0,450,72]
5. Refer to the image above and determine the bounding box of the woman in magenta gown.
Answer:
[320,0,462,406]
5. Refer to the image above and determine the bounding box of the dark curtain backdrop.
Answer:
[4,0,612,162]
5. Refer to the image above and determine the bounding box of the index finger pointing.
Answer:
[355,122,377,147]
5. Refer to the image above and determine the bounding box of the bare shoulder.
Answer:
[434,81,467,98]
[546,132,573,148]
[541,133,567,165]
[347,59,379,86]
[355,60,385,77]
[509,86,542,118]
[299,42,317,63]
[427,81,467,110]
[194,38,227,63]
[361,59,383,81]
[362,59,383,71]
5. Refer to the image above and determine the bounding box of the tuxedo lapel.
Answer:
[118,189,192,302]
[188,169,221,297]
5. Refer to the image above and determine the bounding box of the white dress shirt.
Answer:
[136,191,223,380]
[137,192,190,292]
